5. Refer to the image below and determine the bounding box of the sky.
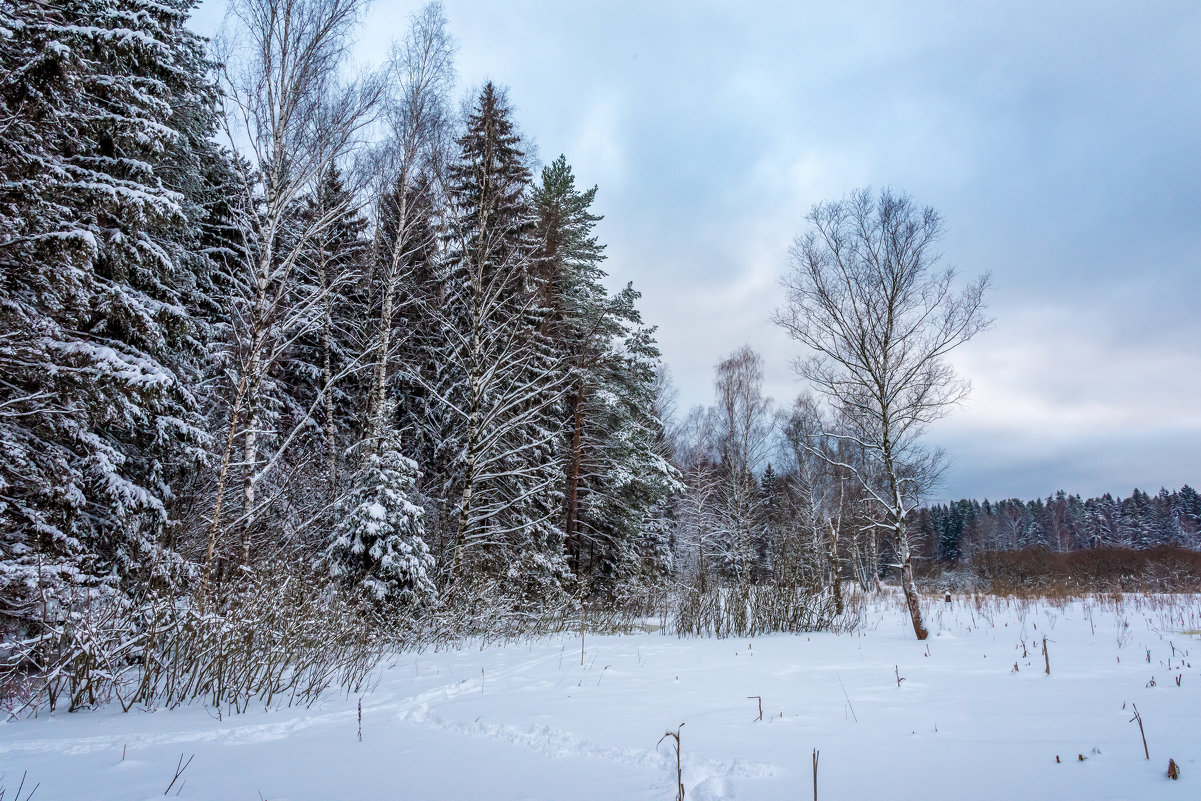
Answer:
[190,0,1201,502]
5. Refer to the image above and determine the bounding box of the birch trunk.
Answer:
[563,377,585,573]
[318,254,338,502]
[827,518,843,615]
[369,179,408,446]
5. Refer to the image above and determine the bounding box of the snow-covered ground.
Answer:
[3,592,1199,800]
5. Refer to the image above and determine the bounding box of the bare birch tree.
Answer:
[711,346,774,584]
[779,394,843,608]
[672,406,723,593]
[366,2,454,447]
[203,0,379,582]
[775,188,990,640]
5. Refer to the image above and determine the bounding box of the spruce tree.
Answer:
[292,167,371,509]
[755,464,783,578]
[439,83,568,602]
[1179,485,1201,540]
[325,431,433,604]
[0,0,219,616]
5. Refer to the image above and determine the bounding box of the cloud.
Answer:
[189,0,1201,500]
[565,94,628,191]
[930,302,1201,498]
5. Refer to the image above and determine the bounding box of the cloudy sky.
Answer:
[191,0,1201,502]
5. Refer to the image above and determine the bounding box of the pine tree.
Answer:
[532,155,604,575]
[532,156,678,591]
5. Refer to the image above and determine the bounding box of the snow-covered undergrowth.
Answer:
[2,592,1199,800]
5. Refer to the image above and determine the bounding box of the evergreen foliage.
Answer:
[325,431,434,603]
[916,487,1201,562]
[436,83,568,601]
[0,0,215,618]
[532,156,679,591]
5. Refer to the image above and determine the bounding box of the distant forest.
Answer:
[915,487,1201,563]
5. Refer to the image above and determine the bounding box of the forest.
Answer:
[1,0,1196,718]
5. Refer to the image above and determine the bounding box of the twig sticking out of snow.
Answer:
[812,748,820,801]
[657,724,685,801]
[1129,704,1149,760]
[0,770,40,801]
[837,675,858,723]
[748,695,762,721]
[163,753,193,796]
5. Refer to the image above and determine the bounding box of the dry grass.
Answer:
[921,545,1201,598]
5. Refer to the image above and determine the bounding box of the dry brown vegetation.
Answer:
[922,546,1201,597]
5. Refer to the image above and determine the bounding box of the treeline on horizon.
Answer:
[915,486,1201,564]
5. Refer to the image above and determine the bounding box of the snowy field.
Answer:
[2,593,1199,801]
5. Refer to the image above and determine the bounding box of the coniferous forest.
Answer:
[1,0,1196,717]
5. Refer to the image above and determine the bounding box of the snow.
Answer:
[3,593,1199,800]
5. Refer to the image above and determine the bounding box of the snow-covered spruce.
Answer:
[324,433,435,604]
[0,0,216,621]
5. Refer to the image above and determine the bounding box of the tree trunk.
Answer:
[884,429,926,638]
[238,254,272,569]
[895,526,928,640]
[450,314,483,587]
[370,273,395,443]
[869,530,882,593]
[564,377,585,575]
[201,372,249,595]
[370,174,408,446]
[318,256,338,505]
[239,347,262,568]
[827,518,843,615]
[452,413,477,582]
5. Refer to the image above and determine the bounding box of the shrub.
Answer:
[1,559,384,715]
